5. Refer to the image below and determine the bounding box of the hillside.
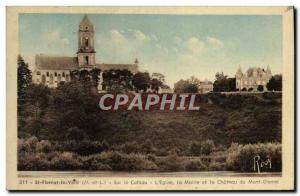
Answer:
[17,82,282,171]
[98,93,281,154]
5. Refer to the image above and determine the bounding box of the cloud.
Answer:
[133,30,149,41]
[42,29,70,48]
[110,29,126,43]
[206,36,224,48]
[151,34,159,41]
[184,37,205,53]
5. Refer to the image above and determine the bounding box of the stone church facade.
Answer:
[32,15,138,90]
[235,66,272,91]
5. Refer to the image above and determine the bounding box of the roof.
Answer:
[246,67,266,77]
[35,54,78,70]
[95,63,138,73]
[79,15,94,31]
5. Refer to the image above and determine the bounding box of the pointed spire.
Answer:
[134,58,139,65]
[79,14,94,31]
[266,65,272,75]
[236,65,243,78]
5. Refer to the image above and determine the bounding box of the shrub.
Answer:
[226,143,281,172]
[189,140,215,156]
[257,85,264,92]
[263,92,282,99]
[50,152,83,170]
[209,161,226,171]
[97,151,157,171]
[118,142,139,154]
[189,141,202,156]
[36,140,52,153]
[185,160,207,171]
[157,153,185,171]
[18,153,50,170]
[201,140,215,155]
[18,138,30,153]
[59,140,109,155]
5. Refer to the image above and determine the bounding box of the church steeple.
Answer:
[77,15,96,68]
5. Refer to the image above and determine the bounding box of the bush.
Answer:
[157,153,185,171]
[18,153,50,170]
[226,143,281,172]
[189,140,215,156]
[97,151,157,171]
[209,161,226,171]
[36,140,52,153]
[50,152,83,170]
[257,85,264,92]
[262,92,282,99]
[185,160,207,171]
[59,140,109,155]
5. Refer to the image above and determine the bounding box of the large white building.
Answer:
[235,66,272,91]
[32,15,138,90]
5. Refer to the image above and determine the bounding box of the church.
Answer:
[32,15,139,90]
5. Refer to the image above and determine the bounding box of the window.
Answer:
[85,26,89,30]
[46,72,49,77]
[50,74,54,84]
[85,37,89,47]
[85,56,89,65]
[62,72,65,77]
[66,74,69,81]
[57,74,61,82]
[37,71,41,75]
[42,75,46,84]
[55,72,57,77]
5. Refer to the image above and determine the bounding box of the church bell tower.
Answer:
[77,15,96,68]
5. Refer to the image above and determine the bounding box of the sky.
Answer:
[19,13,282,87]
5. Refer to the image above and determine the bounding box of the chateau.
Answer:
[235,66,272,91]
[32,15,138,90]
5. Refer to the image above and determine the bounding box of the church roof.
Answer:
[35,54,78,70]
[79,15,94,31]
[96,63,138,73]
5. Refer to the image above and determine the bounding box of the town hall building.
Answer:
[32,15,138,90]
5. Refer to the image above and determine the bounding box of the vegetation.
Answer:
[213,72,236,92]
[174,76,202,93]
[17,56,282,172]
[18,137,281,172]
[267,74,282,91]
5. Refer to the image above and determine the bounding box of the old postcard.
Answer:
[6,6,295,191]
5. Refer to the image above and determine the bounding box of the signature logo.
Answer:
[253,155,272,173]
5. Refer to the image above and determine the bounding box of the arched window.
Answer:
[42,75,46,84]
[62,72,65,77]
[50,74,54,84]
[85,37,89,47]
[57,74,61,82]
[85,56,89,65]
[66,74,70,81]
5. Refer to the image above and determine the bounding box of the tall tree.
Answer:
[132,72,150,92]
[150,73,166,93]
[213,72,231,92]
[267,75,282,91]
[17,55,32,104]
[89,68,101,87]
[174,76,200,93]
[102,69,133,92]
